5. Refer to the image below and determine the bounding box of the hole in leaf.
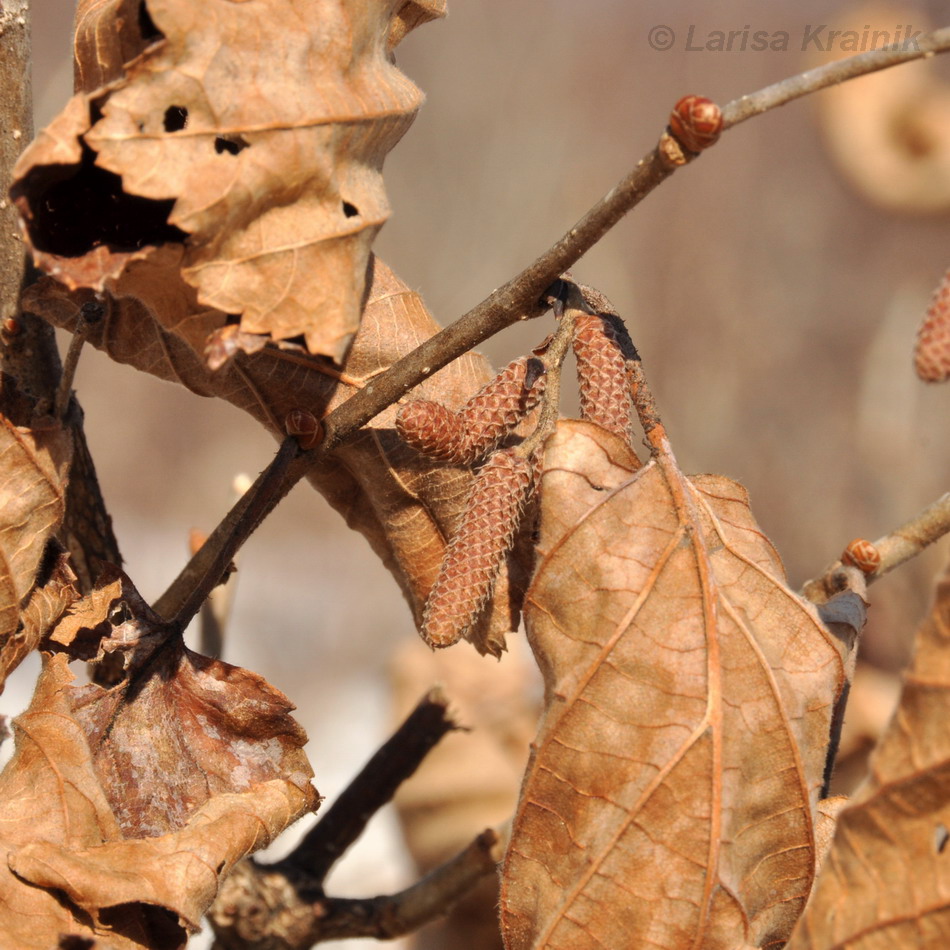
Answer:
[11,141,187,258]
[935,824,949,854]
[214,135,249,156]
[137,0,163,42]
[342,201,359,218]
[163,105,188,132]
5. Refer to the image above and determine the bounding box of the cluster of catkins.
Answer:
[396,301,640,648]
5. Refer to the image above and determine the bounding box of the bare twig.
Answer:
[305,828,504,942]
[0,0,31,333]
[156,34,950,618]
[518,284,578,459]
[802,493,950,603]
[284,687,461,882]
[208,689,481,948]
[52,323,88,418]
[155,437,300,626]
[209,826,505,949]
[722,28,950,129]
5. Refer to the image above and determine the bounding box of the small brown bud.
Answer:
[421,450,536,648]
[669,95,723,153]
[915,268,950,383]
[841,538,881,575]
[284,408,324,449]
[2,316,22,337]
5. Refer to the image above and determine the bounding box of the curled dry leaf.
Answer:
[501,420,853,949]
[0,375,74,692]
[786,553,950,949]
[22,257,527,654]
[0,568,317,948]
[12,0,444,362]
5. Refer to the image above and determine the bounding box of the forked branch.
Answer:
[156,30,950,621]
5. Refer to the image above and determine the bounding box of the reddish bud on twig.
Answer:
[284,408,324,449]
[915,268,950,383]
[841,538,881,575]
[668,95,723,153]
[421,449,536,648]
[573,313,636,442]
[2,316,22,337]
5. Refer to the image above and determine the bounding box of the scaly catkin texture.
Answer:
[455,356,545,463]
[421,450,536,648]
[915,268,950,383]
[573,312,636,442]
[395,399,467,461]
[395,357,545,464]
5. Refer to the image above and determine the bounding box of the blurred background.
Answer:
[9,0,950,946]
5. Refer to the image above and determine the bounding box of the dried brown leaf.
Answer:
[0,569,316,947]
[0,376,73,691]
[14,0,443,362]
[501,420,850,949]
[2,549,78,687]
[786,553,950,949]
[23,258,527,654]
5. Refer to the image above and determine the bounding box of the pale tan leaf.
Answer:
[0,376,73,692]
[23,258,527,653]
[501,420,850,949]
[14,0,444,362]
[787,554,950,949]
[0,570,317,947]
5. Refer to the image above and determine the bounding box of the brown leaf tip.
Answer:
[841,538,881,575]
[669,95,724,153]
[915,268,950,383]
[421,450,536,648]
[284,408,324,450]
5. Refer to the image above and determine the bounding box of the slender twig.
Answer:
[307,828,504,942]
[209,825,505,948]
[802,493,950,603]
[722,29,950,129]
[52,322,88,418]
[283,687,461,882]
[518,285,579,459]
[155,437,300,626]
[156,33,950,619]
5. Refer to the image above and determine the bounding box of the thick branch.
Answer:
[283,687,461,882]
[306,828,504,942]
